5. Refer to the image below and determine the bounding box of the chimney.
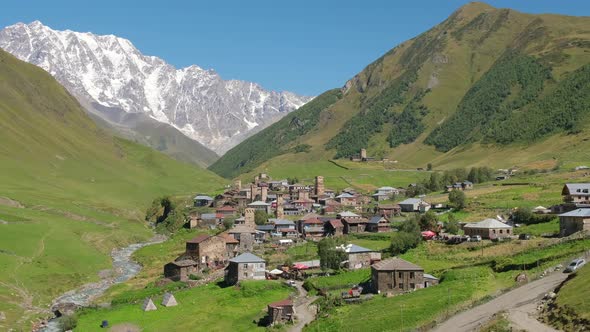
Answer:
[315,176,325,196]
[276,194,284,219]
[244,208,256,228]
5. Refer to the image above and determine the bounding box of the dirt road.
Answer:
[431,271,567,332]
[289,281,318,332]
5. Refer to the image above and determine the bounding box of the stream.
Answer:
[39,235,166,332]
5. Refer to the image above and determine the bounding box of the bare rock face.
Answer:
[0,21,313,154]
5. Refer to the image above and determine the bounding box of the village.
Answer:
[147,171,590,327]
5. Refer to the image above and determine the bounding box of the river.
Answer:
[39,235,166,332]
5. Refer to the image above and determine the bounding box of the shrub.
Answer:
[189,274,202,280]
[59,314,78,331]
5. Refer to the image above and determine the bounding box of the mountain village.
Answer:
[146,170,590,327]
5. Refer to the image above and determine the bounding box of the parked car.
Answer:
[564,258,586,273]
[518,233,531,240]
[469,235,482,242]
[285,280,297,287]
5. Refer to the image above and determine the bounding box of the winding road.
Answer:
[289,281,318,332]
[431,271,567,332]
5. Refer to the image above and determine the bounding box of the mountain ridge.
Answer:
[210,2,590,178]
[0,21,313,155]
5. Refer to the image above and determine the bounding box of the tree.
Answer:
[390,215,422,255]
[445,214,459,234]
[427,163,433,171]
[317,238,346,270]
[448,189,467,210]
[467,167,478,183]
[419,210,438,231]
[254,210,269,225]
[223,217,236,230]
[428,172,442,192]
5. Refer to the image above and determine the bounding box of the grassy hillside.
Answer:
[0,48,227,329]
[210,2,590,179]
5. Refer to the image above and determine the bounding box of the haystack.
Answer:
[161,292,178,307]
[142,298,157,311]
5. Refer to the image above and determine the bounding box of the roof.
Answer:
[305,226,324,233]
[268,299,293,308]
[186,234,211,244]
[379,204,400,209]
[194,195,214,201]
[216,206,236,211]
[270,219,295,226]
[303,218,323,224]
[256,224,275,231]
[341,244,373,253]
[372,257,423,271]
[336,193,355,199]
[249,201,271,206]
[329,219,344,228]
[338,211,360,218]
[228,225,257,234]
[559,208,590,217]
[169,259,198,267]
[377,186,396,191]
[368,216,387,224]
[300,213,321,220]
[463,218,512,229]
[424,273,438,280]
[564,183,590,195]
[201,213,218,219]
[399,198,422,205]
[219,233,239,244]
[229,252,265,263]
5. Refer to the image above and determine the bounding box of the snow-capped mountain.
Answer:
[0,21,313,154]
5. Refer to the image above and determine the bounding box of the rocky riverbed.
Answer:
[37,235,166,332]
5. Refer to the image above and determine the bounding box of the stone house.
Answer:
[336,193,357,206]
[228,225,258,252]
[339,244,381,269]
[339,212,367,234]
[398,198,424,212]
[248,201,271,214]
[463,218,513,239]
[224,252,266,285]
[216,205,237,216]
[559,208,590,237]
[301,217,325,241]
[366,216,391,233]
[164,259,198,281]
[194,195,214,207]
[184,234,228,269]
[371,257,435,295]
[268,299,294,325]
[562,183,590,204]
[378,204,401,218]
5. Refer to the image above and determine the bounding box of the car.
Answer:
[518,233,531,240]
[564,258,586,273]
[469,235,482,242]
[285,280,297,287]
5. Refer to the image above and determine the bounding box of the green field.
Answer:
[75,281,292,331]
[554,264,590,321]
[0,48,227,329]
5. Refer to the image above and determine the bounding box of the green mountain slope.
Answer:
[0,48,226,328]
[86,104,219,168]
[210,2,590,178]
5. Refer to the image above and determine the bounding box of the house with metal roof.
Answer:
[194,195,214,207]
[366,216,391,233]
[463,218,513,239]
[559,208,590,237]
[371,257,436,295]
[225,252,266,285]
[338,244,381,270]
[398,198,425,212]
[562,183,590,204]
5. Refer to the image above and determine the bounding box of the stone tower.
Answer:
[315,176,325,196]
[244,208,256,228]
[276,194,284,219]
[261,186,268,202]
[299,190,309,201]
[233,179,242,191]
[360,148,367,160]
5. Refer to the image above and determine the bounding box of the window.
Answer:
[410,272,415,279]
[243,272,248,277]
[243,263,248,268]
[499,230,503,234]
[398,272,403,279]
[410,283,415,289]
[399,283,404,289]
[387,283,393,289]
[493,230,496,234]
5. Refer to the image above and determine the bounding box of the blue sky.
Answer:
[1,1,588,96]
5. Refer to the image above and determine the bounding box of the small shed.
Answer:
[161,292,178,307]
[268,299,294,325]
[142,298,157,311]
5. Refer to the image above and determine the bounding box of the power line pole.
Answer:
[400,304,404,332]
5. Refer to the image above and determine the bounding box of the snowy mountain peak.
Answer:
[0,21,313,153]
